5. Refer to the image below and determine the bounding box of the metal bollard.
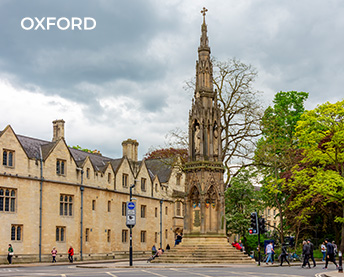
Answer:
[338,251,343,273]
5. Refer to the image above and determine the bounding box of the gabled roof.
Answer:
[15,133,114,171]
[109,158,123,173]
[17,135,51,159]
[145,158,172,183]
[69,148,112,172]
[5,127,174,180]
[41,141,58,160]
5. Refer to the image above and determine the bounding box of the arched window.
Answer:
[17,226,21,240]
[2,151,7,165]
[11,226,16,240]
[56,227,60,241]
[4,190,9,211]
[11,225,22,241]
[61,227,64,241]
[0,189,3,212]
[8,152,13,167]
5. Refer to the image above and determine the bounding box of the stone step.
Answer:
[157,256,252,261]
[153,258,254,264]
[151,237,255,264]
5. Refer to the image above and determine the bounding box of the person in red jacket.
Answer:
[68,246,74,263]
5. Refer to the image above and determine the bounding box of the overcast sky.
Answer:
[1,0,343,159]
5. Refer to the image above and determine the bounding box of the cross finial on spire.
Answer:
[201,7,208,22]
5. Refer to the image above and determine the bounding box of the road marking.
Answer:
[106,272,118,277]
[169,268,212,277]
[141,269,168,277]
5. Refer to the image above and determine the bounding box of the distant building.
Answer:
[0,120,184,262]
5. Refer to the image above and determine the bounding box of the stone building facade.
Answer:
[0,120,185,263]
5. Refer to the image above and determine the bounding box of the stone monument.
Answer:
[183,7,226,238]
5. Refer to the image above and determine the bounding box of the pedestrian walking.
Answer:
[279,245,290,266]
[332,241,338,256]
[265,242,274,265]
[307,239,316,267]
[51,247,57,262]
[321,242,327,261]
[7,244,14,264]
[301,240,311,268]
[68,246,74,263]
[323,239,338,269]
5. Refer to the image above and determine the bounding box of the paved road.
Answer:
[0,263,337,277]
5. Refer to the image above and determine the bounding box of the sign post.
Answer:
[126,183,136,266]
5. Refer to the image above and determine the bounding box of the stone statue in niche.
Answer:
[194,124,201,154]
[213,124,219,155]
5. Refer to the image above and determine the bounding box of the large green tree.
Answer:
[225,167,262,248]
[254,91,309,243]
[288,99,344,251]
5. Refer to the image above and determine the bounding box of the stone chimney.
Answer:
[52,119,65,142]
[122,139,139,161]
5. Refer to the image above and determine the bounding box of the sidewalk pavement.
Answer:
[0,258,342,277]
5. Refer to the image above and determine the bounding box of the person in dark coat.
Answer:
[307,239,316,267]
[323,239,338,269]
[301,240,311,268]
[279,245,290,266]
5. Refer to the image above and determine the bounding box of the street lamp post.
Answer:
[129,182,136,266]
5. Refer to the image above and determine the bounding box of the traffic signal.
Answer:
[258,217,267,234]
[250,212,258,231]
[248,228,257,235]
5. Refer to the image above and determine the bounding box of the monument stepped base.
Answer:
[152,237,255,264]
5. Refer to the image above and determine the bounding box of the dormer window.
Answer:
[141,178,146,192]
[122,174,128,188]
[2,150,14,167]
[56,159,66,175]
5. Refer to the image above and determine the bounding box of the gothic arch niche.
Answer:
[213,121,219,157]
[189,185,201,232]
[205,184,218,232]
[192,120,201,159]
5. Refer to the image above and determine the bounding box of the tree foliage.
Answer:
[254,91,309,243]
[287,99,344,251]
[225,167,262,247]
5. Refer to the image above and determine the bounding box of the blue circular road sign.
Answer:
[128,202,135,210]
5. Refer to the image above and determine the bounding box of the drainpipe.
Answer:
[79,169,84,261]
[160,199,163,249]
[38,148,43,262]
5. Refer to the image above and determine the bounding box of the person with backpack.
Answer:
[279,245,290,267]
[307,239,316,267]
[323,239,338,270]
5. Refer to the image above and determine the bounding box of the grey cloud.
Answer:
[0,0,182,114]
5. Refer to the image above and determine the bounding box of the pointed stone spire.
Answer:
[199,7,209,50]
[195,7,213,96]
